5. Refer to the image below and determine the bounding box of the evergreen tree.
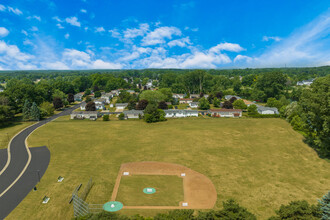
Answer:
[198,97,210,110]
[319,191,330,220]
[22,99,31,121]
[213,97,220,107]
[30,102,40,121]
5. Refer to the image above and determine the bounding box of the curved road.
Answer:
[0,104,80,219]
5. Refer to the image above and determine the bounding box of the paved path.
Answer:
[0,105,79,219]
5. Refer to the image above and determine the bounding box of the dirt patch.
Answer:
[111,161,217,209]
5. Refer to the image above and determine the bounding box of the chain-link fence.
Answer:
[71,178,103,217]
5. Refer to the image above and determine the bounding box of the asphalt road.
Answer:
[0,104,80,219]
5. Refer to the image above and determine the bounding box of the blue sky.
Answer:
[0,0,329,70]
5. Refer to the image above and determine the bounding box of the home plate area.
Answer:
[104,161,217,211]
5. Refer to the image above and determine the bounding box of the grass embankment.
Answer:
[0,122,34,149]
[7,117,330,219]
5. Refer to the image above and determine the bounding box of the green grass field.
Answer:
[6,116,330,219]
[116,175,183,206]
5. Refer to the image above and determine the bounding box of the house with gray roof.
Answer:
[189,102,199,108]
[70,111,99,120]
[257,106,279,114]
[123,110,144,119]
[225,95,241,100]
[80,102,86,110]
[74,93,84,101]
[115,103,128,111]
[164,110,198,118]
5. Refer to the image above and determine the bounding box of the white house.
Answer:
[297,79,314,86]
[74,93,84,101]
[225,95,241,100]
[116,103,128,111]
[164,110,198,118]
[208,109,242,118]
[96,103,105,110]
[94,98,106,105]
[257,106,279,114]
[172,94,185,99]
[123,110,144,119]
[190,94,200,99]
[179,98,194,104]
[189,102,199,108]
[101,93,113,104]
[80,103,86,110]
[70,111,99,120]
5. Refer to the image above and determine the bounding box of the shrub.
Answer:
[118,113,125,120]
[103,115,109,121]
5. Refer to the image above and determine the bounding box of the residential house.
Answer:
[80,103,86,110]
[225,95,241,100]
[165,102,172,106]
[179,98,194,104]
[126,90,135,94]
[70,111,99,120]
[172,94,185,99]
[203,94,209,99]
[189,102,199,108]
[111,90,120,96]
[116,103,128,111]
[190,94,200,99]
[242,99,254,107]
[208,109,242,118]
[257,106,279,114]
[74,93,84,101]
[101,93,113,104]
[96,103,105,110]
[297,79,314,86]
[123,110,144,119]
[164,110,198,118]
[94,98,106,105]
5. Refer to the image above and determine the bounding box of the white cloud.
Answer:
[27,15,41,21]
[40,61,69,70]
[52,16,62,22]
[0,40,33,63]
[21,30,28,36]
[255,11,330,67]
[0,27,9,37]
[64,33,70,39]
[92,59,123,69]
[109,29,121,38]
[56,23,64,29]
[209,43,244,53]
[95,27,105,32]
[168,37,191,47]
[30,26,38,32]
[65,16,81,27]
[0,4,6,11]
[123,23,149,38]
[7,6,22,15]
[262,36,282,42]
[234,55,253,63]
[141,26,182,46]
[80,9,87,13]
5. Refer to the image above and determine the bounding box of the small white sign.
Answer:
[182,202,188,207]
[123,172,129,176]
[42,197,50,204]
[147,188,152,192]
[181,173,186,177]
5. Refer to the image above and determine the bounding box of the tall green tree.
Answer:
[255,71,287,99]
[30,102,40,121]
[299,75,330,158]
[319,191,330,220]
[213,97,220,107]
[198,97,210,110]
[22,99,31,121]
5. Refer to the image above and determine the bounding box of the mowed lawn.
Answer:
[7,116,330,219]
[0,122,34,149]
[116,175,183,206]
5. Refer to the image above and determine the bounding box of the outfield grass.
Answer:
[0,122,34,149]
[116,175,183,206]
[7,117,330,219]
